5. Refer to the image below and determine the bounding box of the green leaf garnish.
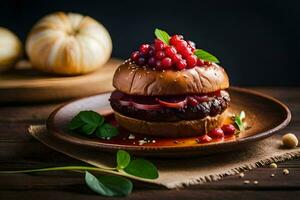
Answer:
[154,28,170,45]
[79,111,104,126]
[240,110,245,120]
[124,159,159,179]
[96,123,119,138]
[234,111,246,131]
[81,123,98,135]
[69,110,118,138]
[117,150,131,170]
[0,150,159,197]
[194,49,220,63]
[85,171,133,197]
[68,114,85,130]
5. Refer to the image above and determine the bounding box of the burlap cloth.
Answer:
[29,125,300,189]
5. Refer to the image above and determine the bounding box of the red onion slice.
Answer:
[119,100,132,106]
[157,98,187,109]
[131,101,161,110]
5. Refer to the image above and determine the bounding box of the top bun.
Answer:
[113,61,229,96]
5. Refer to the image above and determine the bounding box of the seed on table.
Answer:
[253,181,258,184]
[271,173,275,177]
[283,169,289,175]
[128,134,135,140]
[269,163,277,168]
[243,180,250,184]
[239,173,245,178]
[282,133,298,148]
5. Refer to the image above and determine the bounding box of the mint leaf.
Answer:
[235,116,244,131]
[69,110,119,138]
[117,150,131,169]
[81,124,98,135]
[85,171,133,197]
[79,111,104,126]
[124,159,159,179]
[154,28,170,45]
[194,49,220,63]
[234,111,246,131]
[96,123,119,138]
[69,114,85,130]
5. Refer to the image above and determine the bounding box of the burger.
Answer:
[110,29,230,138]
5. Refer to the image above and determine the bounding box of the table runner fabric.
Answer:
[28,125,300,189]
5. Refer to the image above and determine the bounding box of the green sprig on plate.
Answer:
[155,28,220,63]
[0,150,159,197]
[234,111,246,132]
[69,110,118,139]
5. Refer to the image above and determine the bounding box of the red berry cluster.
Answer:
[208,124,236,138]
[198,124,236,143]
[130,35,211,70]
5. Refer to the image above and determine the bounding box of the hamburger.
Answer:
[110,29,230,137]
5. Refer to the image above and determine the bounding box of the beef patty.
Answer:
[110,90,230,122]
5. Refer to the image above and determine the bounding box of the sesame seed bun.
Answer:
[113,61,229,96]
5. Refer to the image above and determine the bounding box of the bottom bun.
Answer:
[113,110,228,138]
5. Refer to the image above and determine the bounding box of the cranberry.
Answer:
[197,59,205,66]
[187,40,196,50]
[137,57,146,66]
[175,40,188,52]
[176,59,187,70]
[165,46,177,57]
[148,49,155,57]
[207,128,224,139]
[198,134,212,143]
[204,61,212,66]
[186,55,197,68]
[156,60,163,69]
[177,35,184,39]
[188,97,198,106]
[148,57,156,67]
[221,124,236,136]
[155,51,166,59]
[161,57,173,69]
[149,44,155,51]
[172,54,182,64]
[131,51,140,62]
[154,39,166,50]
[139,44,150,55]
[170,35,183,45]
[188,46,195,53]
[148,45,156,56]
[180,47,193,58]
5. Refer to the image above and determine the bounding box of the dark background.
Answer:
[1,0,299,86]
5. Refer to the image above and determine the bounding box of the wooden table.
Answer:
[1,87,300,200]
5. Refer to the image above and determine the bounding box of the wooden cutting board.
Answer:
[0,58,122,103]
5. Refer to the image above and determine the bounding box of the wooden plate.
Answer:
[0,59,122,103]
[47,87,291,157]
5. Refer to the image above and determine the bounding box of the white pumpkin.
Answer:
[0,27,22,72]
[26,12,112,75]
